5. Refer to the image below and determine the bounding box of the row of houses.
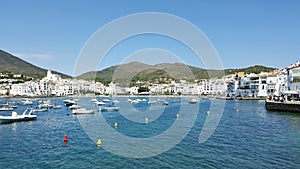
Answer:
[1,62,300,97]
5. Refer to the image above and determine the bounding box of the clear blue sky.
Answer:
[0,0,300,76]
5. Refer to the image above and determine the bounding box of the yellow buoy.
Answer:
[145,117,148,124]
[97,138,102,146]
[176,113,179,118]
[236,109,239,112]
[114,122,118,128]
[207,111,210,114]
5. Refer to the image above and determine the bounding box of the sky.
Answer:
[0,0,300,76]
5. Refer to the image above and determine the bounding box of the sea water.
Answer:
[0,98,299,168]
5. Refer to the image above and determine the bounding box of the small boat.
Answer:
[189,99,199,104]
[22,99,34,105]
[38,103,54,108]
[131,100,139,104]
[99,106,120,111]
[112,100,120,104]
[63,99,76,107]
[94,101,106,106]
[0,103,10,107]
[72,108,95,114]
[53,105,62,109]
[0,108,37,123]
[33,108,48,112]
[163,101,169,105]
[69,105,81,110]
[102,99,110,103]
[0,107,14,111]
[91,98,98,102]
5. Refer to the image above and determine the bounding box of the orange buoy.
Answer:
[64,135,68,141]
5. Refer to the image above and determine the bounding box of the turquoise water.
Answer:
[0,98,299,168]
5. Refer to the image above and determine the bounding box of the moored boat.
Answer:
[0,108,37,123]
[72,108,95,114]
[0,107,14,111]
[99,106,120,111]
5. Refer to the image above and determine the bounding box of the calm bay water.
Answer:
[0,97,299,168]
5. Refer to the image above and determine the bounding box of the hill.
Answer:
[0,50,71,79]
[78,62,277,86]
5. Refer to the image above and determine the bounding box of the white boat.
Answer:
[189,99,199,104]
[112,100,120,104]
[69,105,81,110]
[99,106,120,111]
[63,99,76,107]
[0,108,37,123]
[163,101,169,105]
[33,108,48,112]
[131,100,139,104]
[94,101,106,106]
[102,99,110,103]
[0,107,14,111]
[38,103,54,108]
[91,98,98,102]
[53,105,62,109]
[22,99,33,105]
[72,108,95,114]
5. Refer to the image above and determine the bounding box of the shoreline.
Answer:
[0,94,267,100]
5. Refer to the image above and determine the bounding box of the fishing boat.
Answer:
[72,108,95,114]
[0,108,37,123]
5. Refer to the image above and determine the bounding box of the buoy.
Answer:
[97,138,102,146]
[63,135,68,141]
[176,113,179,118]
[114,122,118,128]
[236,109,239,112]
[145,117,148,124]
[207,111,210,114]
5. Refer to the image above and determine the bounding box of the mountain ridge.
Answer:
[0,49,71,79]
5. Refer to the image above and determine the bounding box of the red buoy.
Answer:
[64,135,68,141]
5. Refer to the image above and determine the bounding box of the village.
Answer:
[1,62,300,98]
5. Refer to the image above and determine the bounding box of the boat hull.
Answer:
[265,100,300,113]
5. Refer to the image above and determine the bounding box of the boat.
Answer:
[265,91,300,113]
[33,108,48,112]
[63,99,76,107]
[22,99,33,105]
[94,101,106,106]
[53,105,62,109]
[0,108,37,123]
[163,101,169,105]
[38,103,54,108]
[91,98,98,103]
[69,105,81,110]
[112,100,120,104]
[72,108,95,114]
[0,107,14,111]
[99,106,120,111]
[0,103,10,107]
[131,100,139,104]
[102,99,110,103]
[189,99,199,104]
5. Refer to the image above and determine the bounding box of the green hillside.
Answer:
[78,62,277,86]
[0,50,71,79]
